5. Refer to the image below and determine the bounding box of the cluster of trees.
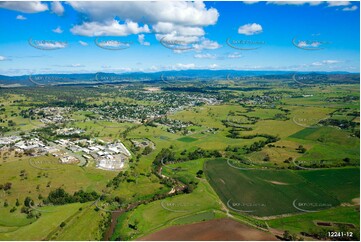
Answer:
[243,134,280,153]
[272,113,289,121]
[0,126,10,134]
[106,171,138,189]
[20,197,39,218]
[44,188,99,205]
[0,182,12,191]
[35,124,90,141]
[226,127,253,138]
[5,196,41,219]
[319,118,358,130]
[281,230,303,241]
[130,143,153,157]
[153,147,222,173]
[187,148,222,160]
[142,146,153,155]
[7,120,16,127]
[153,148,176,168]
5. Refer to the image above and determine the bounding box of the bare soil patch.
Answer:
[138,218,277,241]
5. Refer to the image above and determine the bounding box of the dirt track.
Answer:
[138,218,278,241]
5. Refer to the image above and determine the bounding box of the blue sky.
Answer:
[0,1,359,76]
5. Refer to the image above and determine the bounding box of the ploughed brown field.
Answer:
[138,218,278,241]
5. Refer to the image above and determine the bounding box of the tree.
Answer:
[283,230,291,240]
[297,145,306,153]
[24,197,34,207]
[196,170,204,178]
[343,157,351,163]
[3,182,12,191]
[263,154,270,162]
[142,146,153,155]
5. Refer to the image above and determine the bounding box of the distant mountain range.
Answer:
[0,70,358,87]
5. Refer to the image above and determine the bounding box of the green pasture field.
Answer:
[0,202,86,240]
[204,158,358,217]
[0,156,115,234]
[267,206,359,235]
[111,159,225,241]
[297,168,360,202]
[289,126,360,164]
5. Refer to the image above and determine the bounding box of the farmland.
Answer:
[204,158,355,217]
[0,73,359,241]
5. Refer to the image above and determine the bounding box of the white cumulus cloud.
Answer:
[52,26,63,34]
[51,1,64,16]
[243,1,260,4]
[238,23,263,35]
[0,1,48,13]
[209,64,218,69]
[71,19,150,37]
[70,64,84,67]
[194,53,216,59]
[312,60,341,66]
[192,39,221,51]
[68,1,219,49]
[296,41,322,48]
[138,34,150,46]
[36,41,67,49]
[174,63,196,70]
[342,5,358,11]
[68,1,218,26]
[78,41,88,46]
[327,1,351,7]
[16,15,26,20]
[227,52,242,59]
[97,40,130,48]
[267,1,322,6]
